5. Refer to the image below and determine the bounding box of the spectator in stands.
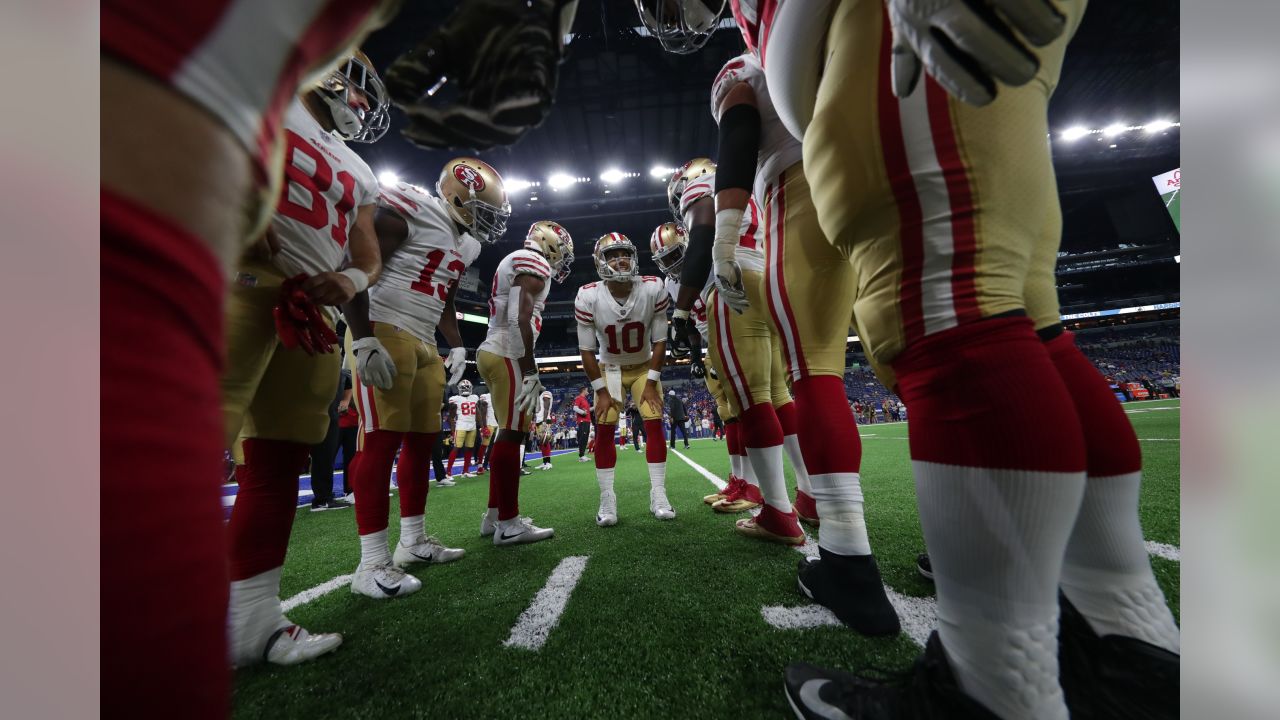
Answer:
[666,390,691,449]
[573,386,591,462]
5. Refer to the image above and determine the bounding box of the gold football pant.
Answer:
[221,260,339,446]
[702,347,734,423]
[452,427,477,448]
[345,323,446,437]
[477,350,532,433]
[804,0,1085,378]
[595,361,665,425]
[707,271,793,418]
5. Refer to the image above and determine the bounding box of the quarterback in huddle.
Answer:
[575,233,676,526]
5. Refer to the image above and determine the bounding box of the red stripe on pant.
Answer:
[595,424,618,469]
[792,377,861,475]
[924,80,981,324]
[102,188,228,719]
[893,317,1086,472]
[1045,331,1141,476]
[352,429,403,535]
[644,419,667,463]
[397,432,436,519]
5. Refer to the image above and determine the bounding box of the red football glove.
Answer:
[273,274,339,355]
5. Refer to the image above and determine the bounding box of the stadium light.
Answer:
[378,170,399,187]
[548,173,577,191]
[1061,126,1090,141]
[506,178,535,193]
[1145,119,1175,133]
[1103,123,1128,137]
[650,165,675,179]
[600,168,630,184]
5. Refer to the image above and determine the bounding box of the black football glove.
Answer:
[670,311,695,358]
[689,354,707,379]
[385,0,579,150]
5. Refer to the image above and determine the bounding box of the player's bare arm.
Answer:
[340,208,409,341]
[439,280,465,348]
[305,203,383,306]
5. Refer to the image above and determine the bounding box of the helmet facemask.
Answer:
[634,0,726,54]
[459,380,473,395]
[462,192,511,244]
[653,242,686,280]
[597,246,638,282]
[318,54,389,143]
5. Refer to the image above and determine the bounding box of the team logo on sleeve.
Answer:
[453,164,486,191]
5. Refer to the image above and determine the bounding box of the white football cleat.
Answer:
[578,456,591,462]
[539,462,553,470]
[480,509,498,537]
[493,516,554,545]
[463,471,477,478]
[263,622,343,666]
[596,492,618,527]
[350,562,423,599]
[436,477,457,487]
[650,488,677,520]
[393,535,466,567]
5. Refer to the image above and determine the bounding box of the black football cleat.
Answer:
[784,632,1000,720]
[1058,593,1180,719]
[797,548,901,637]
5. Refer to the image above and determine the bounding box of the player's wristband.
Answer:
[647,369,662,382]
[590,377,606,391]
[673,308,690,321]
[339,268,369,294]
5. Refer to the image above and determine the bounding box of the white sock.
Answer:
[742,454,759,489]
[729,451,744,480]
[915,461,1086,720]
[399,515,425,546]
[227,567,286,664]
[359,529,391,568]
[647,462,667,492]
[809,471,871,555]
[783,434,813,497]
[596,466,616,499]
[1061,471,1179,652]
[746,444,790,513]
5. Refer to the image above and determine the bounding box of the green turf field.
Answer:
[233,399,1180,718]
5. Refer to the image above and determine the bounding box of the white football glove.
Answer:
[351,337,397,390]
[887,0,1067,106]
[444,346,468,387]
[514,371,544,416]
[712,209,749,314]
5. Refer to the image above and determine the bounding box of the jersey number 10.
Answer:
[603,321,646,355]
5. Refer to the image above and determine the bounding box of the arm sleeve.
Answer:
[679,223,715,292]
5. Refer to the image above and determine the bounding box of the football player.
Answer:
[650,222,747,511]
[446,379,483,481]
[476,389,498,473]
[534,389,556,469]
[220,51,389,665]
[343,164,501,598]
[477,221,574,544]
[575,234,676,525]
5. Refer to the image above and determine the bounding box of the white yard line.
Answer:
[503,555,590,651]
[670,447,726,491]
[1145,541,1181,562]
[281,574,353,613]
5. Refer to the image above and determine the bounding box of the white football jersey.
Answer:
[535,390,554,424]
[479,392,498,427]
[664,277,710,342]
[369,183,482,344]
[478,249,553,359]
[575,276,670,367]
[448,393,480,431]
[269,97,379,279]
[711,53,803,203]
[679,171,766,273]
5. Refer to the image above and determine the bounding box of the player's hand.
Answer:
[514,371,545,415]
[444,346,468,386]
[669,311,693,358]
[302,271,357,306]
[385,0,580,150]
[338,399,350,414]
[593,389,614,424]
[712,257,749,314]
[690,354,707,379]
[640,383,663,416]
[274,275,339,355]
[352,337,398,390]
[887,0,1066,106]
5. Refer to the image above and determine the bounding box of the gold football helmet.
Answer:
[666,157,716,220]
[437,158,512,244]
[594,232,639,282]
[313,50,389,143]
[524,220,575,283]
[649,222,687,280]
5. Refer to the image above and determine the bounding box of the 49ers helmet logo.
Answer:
[453,164,486,191]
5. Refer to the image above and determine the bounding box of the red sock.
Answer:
[446,448,459,477]
[792,376,861,475]
[541,442,551,461]
[352,430,403,535]
[644,419,668,463]
[739,403,784,450]
[893,317,1085,471]
[1045,331,1141,476]
[227,438,309,580]
[725,421,744,467]
[491,439,522,520]
[102,189,228,718]
[463,448,474,472]
[397,432,435,518]
[595,424,617,469]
